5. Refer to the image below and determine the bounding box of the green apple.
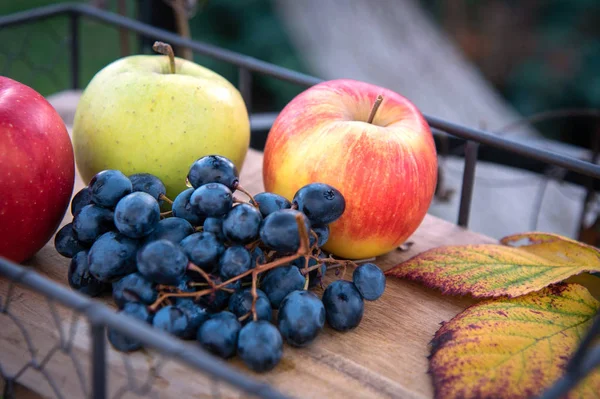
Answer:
[73,54,250,198]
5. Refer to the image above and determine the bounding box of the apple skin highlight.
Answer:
[263,79,438,259]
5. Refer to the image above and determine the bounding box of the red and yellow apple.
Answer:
[0,76,75,263]
[263,79,437,259]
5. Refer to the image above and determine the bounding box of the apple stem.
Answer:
[367,95,384,124]
[152,41,176,74]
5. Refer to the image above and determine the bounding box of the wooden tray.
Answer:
[2,149,597,399]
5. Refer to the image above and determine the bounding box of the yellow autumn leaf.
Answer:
[429,284,600,399]
[385,232,600,297]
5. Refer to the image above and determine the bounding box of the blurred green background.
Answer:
[1,0,599,148]
[0,0,308,115]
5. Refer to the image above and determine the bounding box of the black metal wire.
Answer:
[238,67,253,115]
[0,3,598,399]
[457,141,479,227]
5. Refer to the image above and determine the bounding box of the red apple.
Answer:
[0,77,75,263]
[263,79,437,259]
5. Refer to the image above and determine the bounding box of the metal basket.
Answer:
[0,3,598,399]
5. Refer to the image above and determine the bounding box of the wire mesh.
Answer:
[0,258,288,399]
[0,15,71,94]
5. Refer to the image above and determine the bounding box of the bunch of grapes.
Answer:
[55,155,386,372]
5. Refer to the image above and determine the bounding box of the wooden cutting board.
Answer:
[2,149,597,399]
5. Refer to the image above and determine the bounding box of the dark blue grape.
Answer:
[353,263,386,301]
[137,239,188,284]
[322,280,364,331]
[187,155,239,190]
[152,305,189,338]
[278,290,325,347]
[242,246,268,284]
[222,204,262,244]
[254,192,291,217]
[228,288,271,323]
[144,217,194,244]
[309,263,327,288]
[197,311,241,358]
[259,209,311,253]
[292,253,326,288]
[129,173,166,203]
[108,302,153,352]
[72,204,114,244]
[112,272,157,309]
[239,246,268,284]
[55,223,88,258]
[250,247,266,267]
[173,277,197,306]
[88,231,138,282]
[198,279,241,312]
[190,183,232,218]
[180,232,223,271]
[172,188,205,225]
[219,246,251,281]
[89,170,132,208]
[312,225,330,247]
[68,250,109,297]
[203,217,224,240]
[178,300,210,339]
[114,192,160,238]
[237,321,283,372]
[260,265,305,309]
[71,187,92,216]
[292,183,345,225]
[176,274,194,292]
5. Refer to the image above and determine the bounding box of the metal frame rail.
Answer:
[0,3,598,399]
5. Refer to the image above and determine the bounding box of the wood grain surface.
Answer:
[2,149,595,399]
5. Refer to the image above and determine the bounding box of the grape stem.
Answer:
[235,184,257,207]
[186,262,216,290]
[152,41,176,74]
[187,282,209,288]
[160,211,173,217]
[309,229,319,245]
[245,239,261,251]
[238,312,251,322]
[159,194,174,205]
[250,269,259,321]
[149,288,213,312]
